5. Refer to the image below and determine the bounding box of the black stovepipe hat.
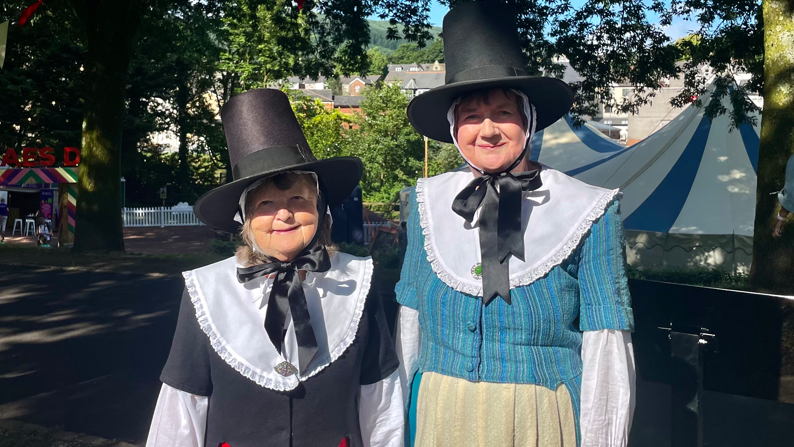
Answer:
[407,1,574,143]
[193,89,362,232]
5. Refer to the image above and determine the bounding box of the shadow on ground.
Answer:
[0,265,184,444]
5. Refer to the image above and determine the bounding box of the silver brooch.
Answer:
[471,262,482,279]
[274,361,299,377]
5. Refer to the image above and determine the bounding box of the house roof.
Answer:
[340,75,380,85]
[398,72,446,90]
[333,96,362,107]
[287,76,328,84]
[303,89,334,102]
[387,62,445,72]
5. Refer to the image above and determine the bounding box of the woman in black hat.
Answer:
[395,3,635,447]
[145,89,403,447]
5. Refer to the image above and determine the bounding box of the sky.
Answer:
[423,0,697,41]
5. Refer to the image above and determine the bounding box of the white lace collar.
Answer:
[182,252,372,392]
[416,167,619,296]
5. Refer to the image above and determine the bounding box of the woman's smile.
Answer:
[272,225,299,234]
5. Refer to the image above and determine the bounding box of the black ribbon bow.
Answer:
[452,159,542,305]
[236,244,332,375]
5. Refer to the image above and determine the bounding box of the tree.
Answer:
[346,84,423,203]
[288,91,351,160]
[28,0,434,251]
[418,38,444,63]
[0,2,83,152]
[69,0,145,252]
[748,0,794,290]
[388,42,421,64]
[367,48,389,75]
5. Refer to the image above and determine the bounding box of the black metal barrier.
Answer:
[628,280,794,447]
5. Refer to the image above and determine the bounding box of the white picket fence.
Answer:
[123,205,202,228]
[123,206,391,241]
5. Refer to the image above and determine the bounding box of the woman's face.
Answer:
[247,178,319,262]
[455,89,527,173]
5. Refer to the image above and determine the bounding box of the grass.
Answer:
[0,244,226,276]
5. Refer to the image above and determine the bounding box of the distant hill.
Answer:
[368,19,442,53]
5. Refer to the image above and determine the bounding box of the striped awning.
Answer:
[0,167,78,186]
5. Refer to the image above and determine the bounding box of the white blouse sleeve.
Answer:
[395,306,422,402]
[359,369,404,447]
[145,383,208,447]
[579,329,636,447]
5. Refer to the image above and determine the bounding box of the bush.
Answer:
[209,239,240,256]
[338,242,370,257]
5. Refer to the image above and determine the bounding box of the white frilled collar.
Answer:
[416,167,620,296]
[182,252,373,392]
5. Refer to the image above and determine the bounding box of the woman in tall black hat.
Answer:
[395,3,635,447]
[145,89,403,447]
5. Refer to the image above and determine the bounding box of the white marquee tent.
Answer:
[536,83,761,272]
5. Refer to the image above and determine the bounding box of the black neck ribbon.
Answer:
[236,244,331,375]
[451,148,543,305]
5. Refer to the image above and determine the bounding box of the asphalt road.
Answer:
[2,264,793,446]
[0,265,184,444]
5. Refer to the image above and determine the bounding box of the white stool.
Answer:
[24,219,35,236]
[12,219,23,235]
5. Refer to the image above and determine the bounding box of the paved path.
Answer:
[2,226,219,254]
[0,265,184,444]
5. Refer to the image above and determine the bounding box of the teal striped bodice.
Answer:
[396,189,634,426]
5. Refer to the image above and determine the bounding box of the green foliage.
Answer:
[326,77,343,95]
[286,85,460,203]
[427,143,464,177]
[387,39,444,64]
[288,91,351,159]
[367,19,441,52]
[124,145,221,206]
[0,2,84,150]
[209,238,241,256]
[338,242,370,257]
[367,48,390,75]
[347,84,424,203]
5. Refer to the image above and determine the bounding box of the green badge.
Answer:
[471,262,482,279]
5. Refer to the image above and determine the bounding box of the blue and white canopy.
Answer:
[537,82,761,272]
[529,115,629,185]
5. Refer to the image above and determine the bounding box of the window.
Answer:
[409,67,420,71]
[622,88,632,97]
[604,105,613,114]
[355,85,361,93]
[395,67,402,72]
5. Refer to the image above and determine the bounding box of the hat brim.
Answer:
[407,77,574,143]
[193,157,363,233]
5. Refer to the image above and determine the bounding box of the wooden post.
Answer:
[424,136,429,178]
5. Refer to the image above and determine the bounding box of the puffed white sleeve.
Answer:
[359,370,404,447]
[579,329,636,447]
[145,383,208,447]
[395,306,422,401]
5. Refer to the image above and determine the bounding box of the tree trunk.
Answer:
[73,1,142,252]
[748,0,794,292]
[176,82,191,198]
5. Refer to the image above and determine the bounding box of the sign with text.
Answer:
[40,189,54,220]
[1,147,81,167]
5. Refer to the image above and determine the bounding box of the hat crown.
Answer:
[442,2,527,85]
[220,89,314,175]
